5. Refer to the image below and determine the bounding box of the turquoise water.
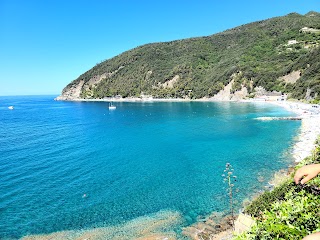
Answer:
[0,96,300,238]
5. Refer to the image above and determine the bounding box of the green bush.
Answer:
[244,180,295,218]
[237,189,320,240]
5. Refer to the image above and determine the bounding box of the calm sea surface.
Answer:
[0,96,300,238]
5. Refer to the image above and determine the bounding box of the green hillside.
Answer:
[60,11,320,101]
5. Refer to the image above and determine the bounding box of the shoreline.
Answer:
[54,96,192,102]
[268,100,320,163]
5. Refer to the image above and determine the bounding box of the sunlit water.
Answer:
[0,96,300,239]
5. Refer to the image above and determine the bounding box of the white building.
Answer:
[287,40,298,45]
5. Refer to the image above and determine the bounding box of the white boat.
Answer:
[108,103,116,110]
[8,106,14,110]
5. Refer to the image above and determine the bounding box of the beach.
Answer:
[269,100,320,163]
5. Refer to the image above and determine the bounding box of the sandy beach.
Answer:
[269,100,320,162]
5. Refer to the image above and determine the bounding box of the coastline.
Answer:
[51,97,320,239]
[54,96,193,102]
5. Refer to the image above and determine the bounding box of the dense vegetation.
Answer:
[63,11,320,100]
[235,138,320,239]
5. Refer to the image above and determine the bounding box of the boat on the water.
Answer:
[108,103,116,110]
[8,106,14,110]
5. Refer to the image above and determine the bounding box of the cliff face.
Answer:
[57,11,320,101]
[56,80,84,100]
[56,66,124,100]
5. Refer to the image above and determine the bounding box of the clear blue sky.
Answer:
[0,0,319,96]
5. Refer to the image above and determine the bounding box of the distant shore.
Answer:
[55,96,192,102]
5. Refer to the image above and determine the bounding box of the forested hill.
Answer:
[58,11,320,101]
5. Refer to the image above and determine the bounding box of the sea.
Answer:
[0,95,300,239]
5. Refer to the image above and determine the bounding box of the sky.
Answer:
[0,0,319,96]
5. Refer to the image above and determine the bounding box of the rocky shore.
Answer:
[182,213,235,240]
